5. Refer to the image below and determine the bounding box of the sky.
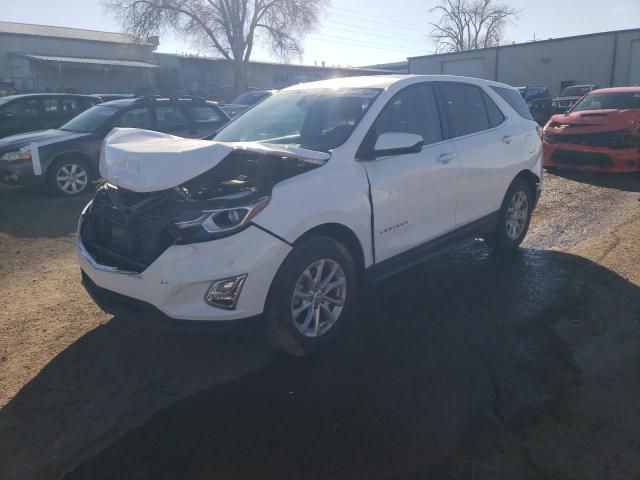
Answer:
[2,0,639,67]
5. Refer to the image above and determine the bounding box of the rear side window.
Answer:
[43,98,60,114]
[482,91,505,128]
[491,86,534,120]
[155,105,191,130]
[439,83,490,136]
[374,83,443,145]
[1,98,39,119]
[62,98,82,114]
[185,105,224,125]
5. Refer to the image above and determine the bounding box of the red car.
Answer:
[543,87,640,173]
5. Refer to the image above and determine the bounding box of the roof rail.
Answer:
[133,93,209,102]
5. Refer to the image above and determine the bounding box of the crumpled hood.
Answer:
[100,128,330,193]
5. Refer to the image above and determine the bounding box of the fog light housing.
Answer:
[205,274,248,310]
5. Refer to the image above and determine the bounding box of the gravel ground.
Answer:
[0,170,639,480]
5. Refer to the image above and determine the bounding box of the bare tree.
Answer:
[429,0,518,53]
[105,0,328,94]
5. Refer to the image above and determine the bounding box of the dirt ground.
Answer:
[1,170,639,480]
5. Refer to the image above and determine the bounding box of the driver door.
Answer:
[362,83,459,263]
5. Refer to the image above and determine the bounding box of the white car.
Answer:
[77,75,543,355]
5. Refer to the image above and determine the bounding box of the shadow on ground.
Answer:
[548,169,640,192]
[0,184,91,238]
[3,239,638,480]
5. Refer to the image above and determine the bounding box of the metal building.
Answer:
[409,28,640,94]
[0,21,159,95]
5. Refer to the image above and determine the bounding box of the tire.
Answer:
[46,156,94,197]
[484,178,533,252]
[264,235,358,356]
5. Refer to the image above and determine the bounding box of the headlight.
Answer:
[173,196,270,241]
[0,150,31,161]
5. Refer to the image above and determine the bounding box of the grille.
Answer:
[82,190,177,272]
[551,150,613,167]
[545,130,638,149]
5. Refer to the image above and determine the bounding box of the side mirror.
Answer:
[373,132,423,157]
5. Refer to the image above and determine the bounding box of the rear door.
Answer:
[153,104,197,137]
[437,82,522,226]
[362,83,459,262]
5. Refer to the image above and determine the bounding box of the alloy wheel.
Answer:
[505,190,529,240]
[290,258,347,338]
[56,163,88,194]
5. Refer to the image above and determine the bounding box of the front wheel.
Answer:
[264,236,358,355]
[46,157,94,197]
[484,178,533,252]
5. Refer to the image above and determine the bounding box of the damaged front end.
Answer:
[80,135,325,273]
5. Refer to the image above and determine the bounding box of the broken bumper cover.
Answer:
[77,217,292,322]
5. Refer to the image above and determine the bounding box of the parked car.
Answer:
[91,93,135,102]
[221,89,277,118]
[543,86,640,173]
[551,84,600,113]
[0,93,101,139]
[77,75,543,355]
[517,86,552,125]
[0,97,230,196]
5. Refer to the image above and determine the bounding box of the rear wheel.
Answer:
[484,178,533,252]
[264,236,358,355]
[46,157,94,197]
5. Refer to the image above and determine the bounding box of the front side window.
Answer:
[155,105,191,130]
[440,83,490,136]
[114,107,152,129]
[571,92,640,112]
[60,105,118,132]
[373,84,443,145]
[215,88,381,152]
[491,86,534,121]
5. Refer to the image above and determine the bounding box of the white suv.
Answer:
[77,75,543,354]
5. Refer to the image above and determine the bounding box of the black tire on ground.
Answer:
[484,177,534,252]
[46,156,95,197]
[264,235,358,356]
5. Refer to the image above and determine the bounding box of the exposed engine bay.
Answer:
[81,149,323,272]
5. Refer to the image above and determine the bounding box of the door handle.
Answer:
[436,152,456,164]
[502,135,514,144]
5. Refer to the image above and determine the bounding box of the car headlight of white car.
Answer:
[173,196,271,242]
[0,150,31,161]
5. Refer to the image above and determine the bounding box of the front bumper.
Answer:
[543,143,640,173]
[77,218,292,322]
[0,159,41,185]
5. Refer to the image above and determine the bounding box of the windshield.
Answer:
[561,86,592,97]
[517,87,526,98]
[231,91,272,106]
[572,92,640,112]
[60,105,118,133]
[215,88,381,152]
